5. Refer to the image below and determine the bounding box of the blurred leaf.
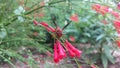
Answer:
[103,45,115,64]
[96,34,105,41]
[0,28,7,39]
[101,53,108,68]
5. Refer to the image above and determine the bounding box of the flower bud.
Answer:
[46,27,55,32]
[33,20,38,25]
[40,22,49,27]
[56,27,63,38]
[54,43,59,63]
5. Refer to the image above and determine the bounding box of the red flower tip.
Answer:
[92,4,109,15]
[65,40,82,58]
[111,11,119,18]
[33,20,38,25]
[69,36,75,42]
[116,40,120,48]
[114,20,120,34]
[39,22,49,27]
[46,27,55,32]
[54,43,59,63]
[114,20,120,28]
[92,4,101,12]
[56,40,66,59]
[68,48,76,58]
[65,40,76,58]
[99,6,109,15]
[73,49,82,58]
[117,3,120,10]
[91,64,96,68]
[70,14,79,22]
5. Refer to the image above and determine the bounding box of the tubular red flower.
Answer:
[111,11,119,18]
[74,49,82,58]
[114,20,120,34]
[65,40,82,58]
[92,4,101,12]
[33,20,38,25]
[65,40,76,58]
[92,4,109,15]
[39,22,49,27]
[56,40,66,59]
[99,6,109,15]
[54,43,59,63]
[68,48,76,58]
[114,20,120,28]
[69,36,75,42]
[117,41,120,48]
[91,64,96,68]
[70,14,79,22]
[46,27,55,32]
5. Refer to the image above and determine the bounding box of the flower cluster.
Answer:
[92,4,120,48]
[54,40,82,63]
[114,21,120,47]
[34,20,82,63]
[92,4,109,15]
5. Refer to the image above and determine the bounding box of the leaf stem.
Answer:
[74,57,80,68]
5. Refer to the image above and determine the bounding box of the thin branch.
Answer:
[6,0,65,26]
[62,18,72,30]
[24,0,65,15]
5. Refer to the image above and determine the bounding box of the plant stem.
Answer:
[24,0,65,15]
[74,57,80,68]
[62,19,71,30]
[0,55,16,68]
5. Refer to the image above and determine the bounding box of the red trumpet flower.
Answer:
[54,43,59,63]
[56,40,66,59]
[65,40,82,58]
[92,4,109,15]
[67,47,76,58]
[70,14,79,22]
[46,27,55,32]
[69,36,75,42]
[99,6,109,15]
[40,22,49,27]
[33,20,38,25]
[92,4,101,12]
[116,40,120,48]
[114,20,120,34]
[54,40,66,63]
[111,11,119,18]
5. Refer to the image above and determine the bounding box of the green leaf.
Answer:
[96,34,105,41]
[84,33,91,37]
[101,53,108,68]
[103,45,115,64]
[0,28,7,39]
